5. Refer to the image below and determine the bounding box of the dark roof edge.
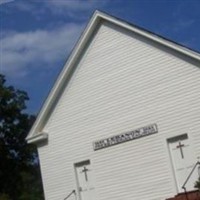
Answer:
[98,9,200,56]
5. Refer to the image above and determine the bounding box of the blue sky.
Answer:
[1,0,200,114]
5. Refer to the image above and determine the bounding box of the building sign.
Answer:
[93,124,158,151]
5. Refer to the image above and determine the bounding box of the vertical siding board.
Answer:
[38,22,200,200]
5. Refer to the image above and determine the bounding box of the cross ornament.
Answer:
[176,141,185,159]
[81,166,89,182]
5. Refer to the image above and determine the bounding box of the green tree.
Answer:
[0,74,44,200]
[195,176,200,191]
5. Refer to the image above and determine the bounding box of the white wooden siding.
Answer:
[38,21,200,200]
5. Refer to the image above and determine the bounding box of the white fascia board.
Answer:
[27,132,48,144]
[26,12,101,141]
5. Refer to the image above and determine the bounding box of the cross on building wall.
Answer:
[81,166,89,182]
[176,141,185,159]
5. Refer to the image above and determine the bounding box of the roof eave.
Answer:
[27,132,48,144]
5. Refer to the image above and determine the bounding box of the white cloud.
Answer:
[0,23,84,77]
[46,0,107,11]
[45,0,107,20]
[0,0,14,5]
[3,0,108,19]
[13,1,36,12]
[0,0,109,78]
[47,0,98,10]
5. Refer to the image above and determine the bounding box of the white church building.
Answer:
[26,11,200,200]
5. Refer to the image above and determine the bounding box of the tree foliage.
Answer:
[0,74,44,200]
[195,176,200,191]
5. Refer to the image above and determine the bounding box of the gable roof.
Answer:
[26,10,200,144]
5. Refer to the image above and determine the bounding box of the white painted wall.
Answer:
[37,21,200,200]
